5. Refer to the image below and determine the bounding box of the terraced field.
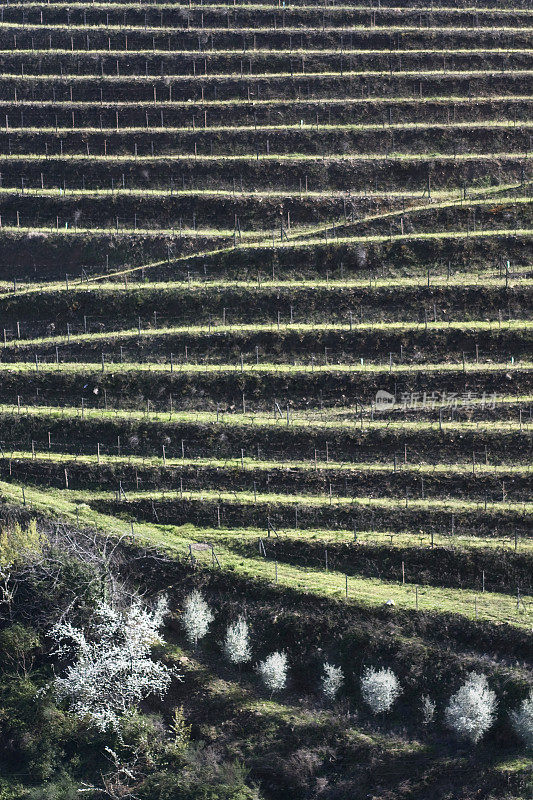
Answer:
[0,0,531,797]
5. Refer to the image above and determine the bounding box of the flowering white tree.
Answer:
[322,662,343,700]
[421,694,436,725]
[444,672,497,744]
[182,590,214,648]
[224,616,251,666]
[510,690,533,749]
[257,651,287,695]
[50,596,174,731]
[360,667,401,714]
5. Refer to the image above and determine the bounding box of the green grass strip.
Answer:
[0,402,529,436]
[211,524,532,553]
[3,46,531,56]
[0,21,531,32]
[1,270,530,300]
[8,119,532,136]
[2,94,529,108]
[2,151,528,164]
[4,448,531,478]
[0,225,531,247]
[5,4,532,14]
[0,181,524,202]
[3,68,532,82]
[4,318,532,351]
[0,224,253,239]
[73,484,533,515]
[2,358,531,376]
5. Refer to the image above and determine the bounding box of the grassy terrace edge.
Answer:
[0,478,530,628]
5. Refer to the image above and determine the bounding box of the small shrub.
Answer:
[360,667,401,714]
[182,590,214,649]
[510,690,533,749]
[0,520,42,569]
[257,652,287,695]
[444,672,497,744]
[421,694,436,725]
[0,624,40,677]
[170,705,191,753]
[322,662,343,700]
[224,616,251,666]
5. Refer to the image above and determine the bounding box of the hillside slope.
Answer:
[0,0,531,797]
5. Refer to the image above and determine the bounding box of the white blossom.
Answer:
[182,590,214,648]
[50,596,174,731]
[360,667,401,714]
[421,694,436,725]
[257,651,287,694]
[224,616,251,666]
[445,672,497,744]
[322,662,343,700]
[510,690,533,749]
